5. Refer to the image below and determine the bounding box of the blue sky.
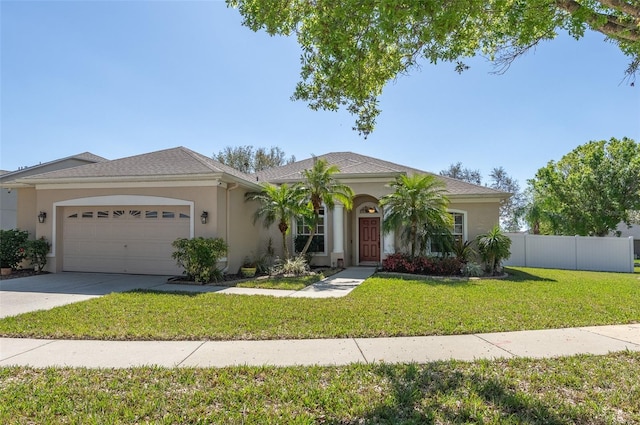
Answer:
[2,1,639,188]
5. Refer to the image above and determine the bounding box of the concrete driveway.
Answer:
[0,273,169,318]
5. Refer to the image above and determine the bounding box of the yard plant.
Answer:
[171,237,228,283]
[0,229,29,269]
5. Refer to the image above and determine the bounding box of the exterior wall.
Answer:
[225,186,263,273]
[1,189,17,230]
[448,201,501,241]
[16,187,37,238]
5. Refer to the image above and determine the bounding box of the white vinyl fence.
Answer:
[504,234,635,273]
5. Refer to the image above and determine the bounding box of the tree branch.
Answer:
[554,0,640,42]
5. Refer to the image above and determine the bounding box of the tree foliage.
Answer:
[228,0,640,136]
[380,174,451,258]
[245,183,307,259]
[476,225,512,275]
[440,163,525,231]
[298,158,354,256]
[527,137,640,236]
[215,145,295,173]
[489,167,526,232]
[439,162,482,186]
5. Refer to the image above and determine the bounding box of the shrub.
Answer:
[452,239,475,263]
[462,262,484,277]
[272,255,309,276]
[27,237,50,272]
[171,237,228,283]
[0,229,29,269]
[476,225,512,275]
[382,253,463,276]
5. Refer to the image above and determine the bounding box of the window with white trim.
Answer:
[295,208,326,254]
[429,211,466,253]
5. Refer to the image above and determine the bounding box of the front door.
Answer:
[359,217,380,262]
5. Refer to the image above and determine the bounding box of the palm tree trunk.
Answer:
[281,231,289,259]
[299,213,318,256]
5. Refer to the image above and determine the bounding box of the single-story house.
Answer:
[3,147,508,275]
[0,152,107,230]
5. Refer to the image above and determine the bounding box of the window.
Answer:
[67,213,78,219]
[113,210,125,218]
[97,211,109,218]
[145,210,158,219]
[451,212,464,243]
[429,211,466,254]
[179,213,190,219]
[129,210,141,218]
[81,211,93,218]
[162,211,175,219]
[295,208,326,254]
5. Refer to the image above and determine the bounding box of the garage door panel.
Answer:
[63,206,190,275]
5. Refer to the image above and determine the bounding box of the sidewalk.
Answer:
[1,324,638,368]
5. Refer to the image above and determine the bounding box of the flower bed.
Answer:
[382,253,463,276]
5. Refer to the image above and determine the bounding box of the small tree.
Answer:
[476,226,512,275]
[171,237,228,283]
[245,183,307,259]
[380,174,451,258]
[298,158,354,256]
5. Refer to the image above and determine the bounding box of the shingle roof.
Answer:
[0,152,107,182]
[21,147,255,183]
[255,151,507,197]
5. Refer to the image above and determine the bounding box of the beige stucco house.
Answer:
[3,147,508,275]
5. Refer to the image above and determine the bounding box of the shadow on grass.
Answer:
[125,289,209,297]
[503,268,557,283]
[341,362,592,424]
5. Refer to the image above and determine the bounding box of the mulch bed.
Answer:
[0,269,49,280]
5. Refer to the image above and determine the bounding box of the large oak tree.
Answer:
[228,0,640,136]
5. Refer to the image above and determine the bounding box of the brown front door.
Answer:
[359,217,380,262]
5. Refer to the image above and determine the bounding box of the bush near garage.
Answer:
[0,229,29,269]
[171,237,228,284]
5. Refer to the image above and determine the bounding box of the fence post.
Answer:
[574,235,579,270]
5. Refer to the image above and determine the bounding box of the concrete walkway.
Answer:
[1,324,638,368]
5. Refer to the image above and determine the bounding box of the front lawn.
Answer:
[0,267,638,340]
[235,274,321,290]
[1,352,639,423]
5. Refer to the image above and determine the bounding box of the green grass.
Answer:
[235,274,321,290]
[0,267,638,341]
[1,351,639,424]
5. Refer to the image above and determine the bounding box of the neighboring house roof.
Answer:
[18,146,257,186]
[255,151,507,197]
[0,152,108,183]
[616,222,640,239]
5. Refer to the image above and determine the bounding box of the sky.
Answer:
[1,0,639,189]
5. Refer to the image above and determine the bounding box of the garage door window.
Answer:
[145,210,158,219]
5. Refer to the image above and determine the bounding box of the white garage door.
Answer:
[63,206,190,275]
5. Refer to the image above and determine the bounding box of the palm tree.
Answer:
[380,173,451,258]
[475,225,512,275]
[245,183,305,259]
[299,158,354,256]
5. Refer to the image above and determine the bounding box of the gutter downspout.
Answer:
[223,182,240,273]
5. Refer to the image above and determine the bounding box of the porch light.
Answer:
[200,211,208,224]
[38,211,47,223]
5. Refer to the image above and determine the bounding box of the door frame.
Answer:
[355,201,382,265]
